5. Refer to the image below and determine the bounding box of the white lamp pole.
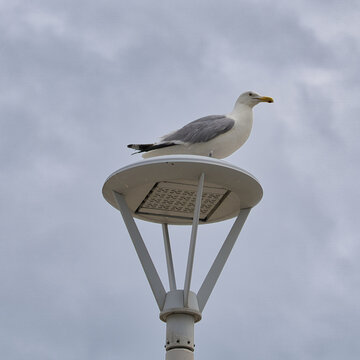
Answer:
[103,155,262,359]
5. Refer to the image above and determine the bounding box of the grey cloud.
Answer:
[1,1,360,359]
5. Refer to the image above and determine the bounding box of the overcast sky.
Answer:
[1,1,360,359]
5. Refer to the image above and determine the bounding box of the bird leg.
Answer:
[208,150,214,157]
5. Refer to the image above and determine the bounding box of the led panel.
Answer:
[136,181,230,222]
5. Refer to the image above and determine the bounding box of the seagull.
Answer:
[127,91,273,159]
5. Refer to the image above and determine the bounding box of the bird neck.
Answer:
[227,103,253,122]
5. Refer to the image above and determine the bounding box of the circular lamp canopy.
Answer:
[102,155,263,225]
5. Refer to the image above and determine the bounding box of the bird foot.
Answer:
[208,150,214,157]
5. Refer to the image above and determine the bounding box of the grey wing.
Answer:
[162,115,235,144]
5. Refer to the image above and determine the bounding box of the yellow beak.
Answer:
[259,96,274,103]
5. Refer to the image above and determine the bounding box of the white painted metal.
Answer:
[162,224,177,291]
[160,291,200,360]
[197,208,251,311]
[183,173,204,307]
[112,191,166,310]
[160,290,201,323]
[103,156,263,360]
[166,348,194,360]
[166,314,194,351]
[102,155,263,225]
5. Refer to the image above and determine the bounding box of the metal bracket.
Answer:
[197,208,251,311]
[113,181,251,314]
[113,191,166,310]
[162,224,177,291]
[183,173,205,307]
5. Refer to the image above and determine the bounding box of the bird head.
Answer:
[236,91,274,108]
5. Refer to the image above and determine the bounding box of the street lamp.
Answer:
[102,155,262,360]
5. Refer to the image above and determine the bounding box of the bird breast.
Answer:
[220,108,253,153]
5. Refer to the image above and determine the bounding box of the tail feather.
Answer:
[127,142,177,154]
[127,143,154,152]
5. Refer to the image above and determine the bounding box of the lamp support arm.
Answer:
[197,208,251,312]
[183,173,205,307]
[162,224,177,291]
[113,191,166,310]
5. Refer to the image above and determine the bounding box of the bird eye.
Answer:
[249,92,253,96]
